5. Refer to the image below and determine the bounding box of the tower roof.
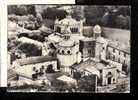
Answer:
[59,39,75,47]
[93,24,102,34]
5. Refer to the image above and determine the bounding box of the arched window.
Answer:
[33,67,36,71]
[57,49,60,53]
[108,72,112,75]
[70,28,78,33]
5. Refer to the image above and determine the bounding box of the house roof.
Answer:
[39,25,54,34]
[72,59,118,78]
[18,37,43,47]
[57,75,76,83]
[16,56,57,66]
[72,59,105,77]
[8,69,17,79]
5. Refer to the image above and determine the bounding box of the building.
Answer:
[79,37,108,61]
[71,59,122,86]
[54,13,83,36]
[12,56,59,75]
[106,42,130,74]
[57,36,82,74]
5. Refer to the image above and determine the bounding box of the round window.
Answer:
[67,50,71,54]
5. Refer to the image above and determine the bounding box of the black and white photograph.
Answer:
[7,5,130,93]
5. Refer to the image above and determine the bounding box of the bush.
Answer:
[41,7,67,20]
[8,5,36,16]
[18,43,42,57]
[77,75,97,92]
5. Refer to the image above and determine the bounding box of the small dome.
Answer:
[93,25,102,34]
[59,39,75,47]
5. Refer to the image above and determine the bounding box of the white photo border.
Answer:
[0,0,75,87]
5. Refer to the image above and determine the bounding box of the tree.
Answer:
[8,5,18,15]
[18,43,42,57]
[36,13,43,28]
[77,75,97,92]
[115,15,129,29]
[17,6,28,16]
[84,6,106,25]
[27,5,36,16]
[51,80,76,92]
[28,14,36,22]
[45,64,55,73]
[41,7,67,20]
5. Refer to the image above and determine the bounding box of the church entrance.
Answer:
[107,72,113,85]
[108,77,112,84]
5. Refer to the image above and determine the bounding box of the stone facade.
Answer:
[57,38,82,73]
[106,45,130,73]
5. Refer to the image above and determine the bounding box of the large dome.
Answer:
[59,39,75,47]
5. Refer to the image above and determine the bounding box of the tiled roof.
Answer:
[72,59,115,71]
[16,56,57,66]
[72,59,106,77]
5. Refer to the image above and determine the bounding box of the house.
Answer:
[12,56,59,78]
[106,40,130,74]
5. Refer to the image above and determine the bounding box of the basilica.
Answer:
[8,10,130,92]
